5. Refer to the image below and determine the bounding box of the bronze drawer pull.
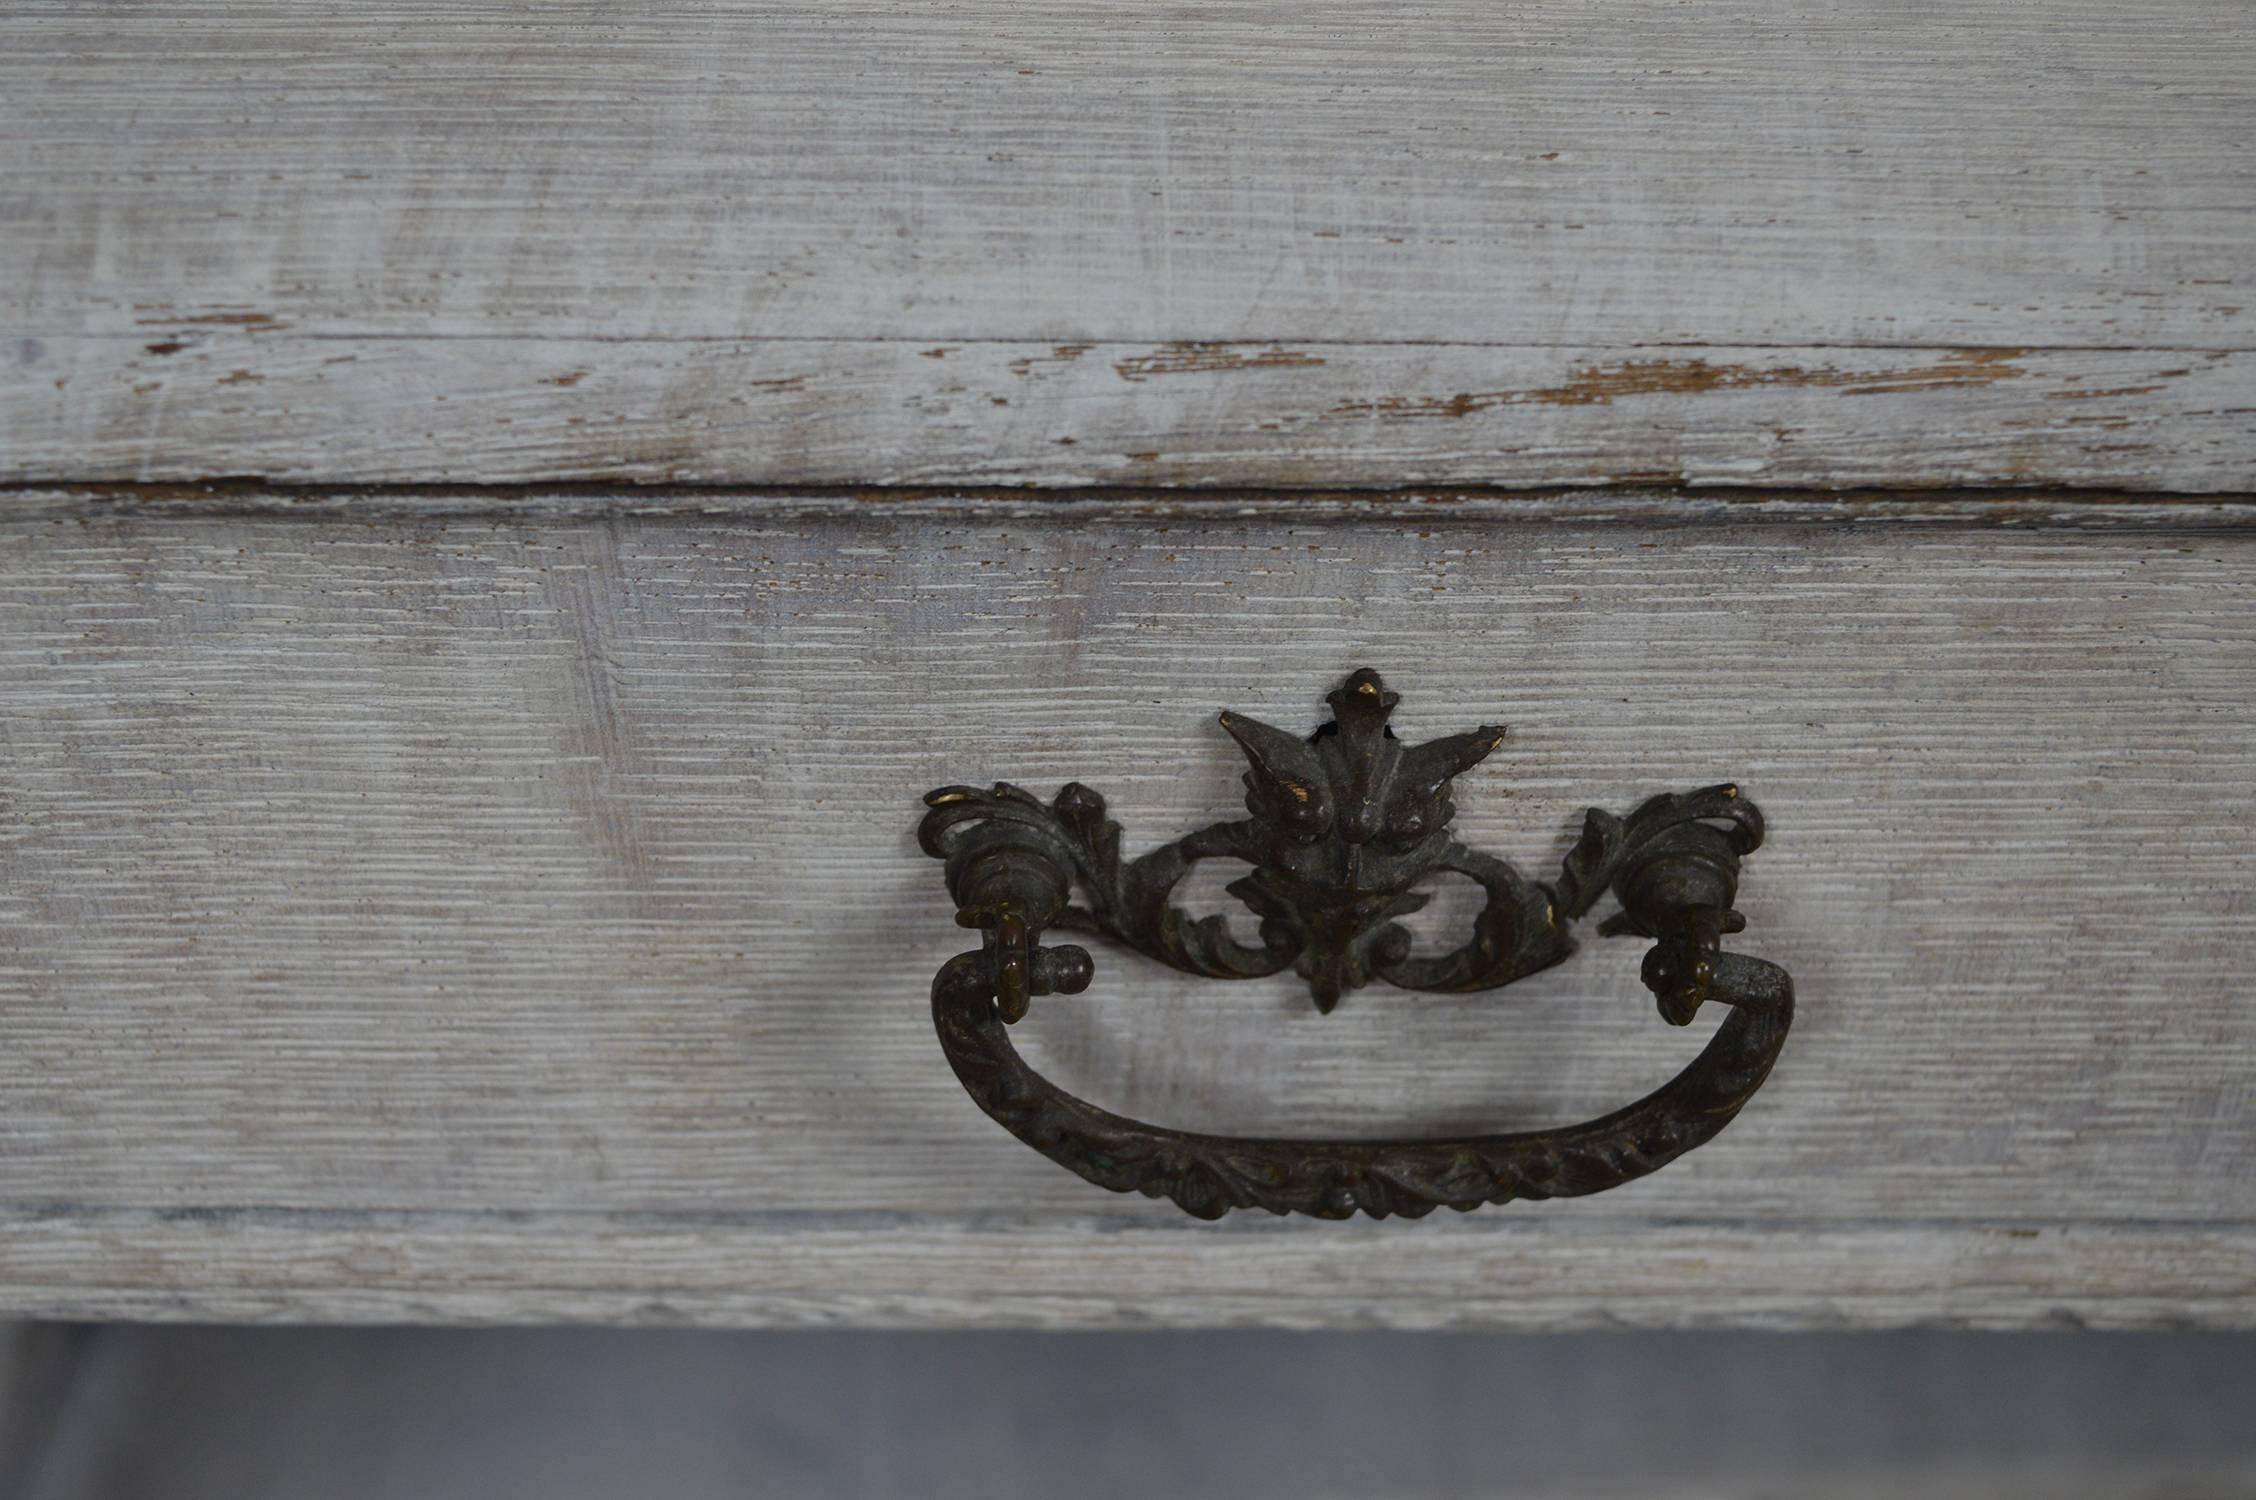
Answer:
[918,669,1793,1221]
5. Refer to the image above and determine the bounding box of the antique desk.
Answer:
[0,1,2250,1327]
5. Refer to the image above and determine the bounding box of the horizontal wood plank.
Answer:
[1,499,2253,1323]
[0,1213,2249,1329]
[3,0,2252,488]
[5,337,2250,490]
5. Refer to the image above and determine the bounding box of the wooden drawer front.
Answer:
[1,499,2251,1325]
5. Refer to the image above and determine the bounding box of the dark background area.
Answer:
[3,1326,2252,1499]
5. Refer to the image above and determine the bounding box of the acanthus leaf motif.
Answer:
[915,670,1791,1221]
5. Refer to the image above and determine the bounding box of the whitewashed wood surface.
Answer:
[4,0,2252,490]
[1,496,2252,1324]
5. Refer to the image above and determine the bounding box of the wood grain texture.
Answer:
[7,337,2251,490]
[4,0,2252,489]
[1,500,2253,1322]
[2,1213,2252,1330]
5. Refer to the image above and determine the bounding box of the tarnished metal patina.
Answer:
[919,669,1793,1221]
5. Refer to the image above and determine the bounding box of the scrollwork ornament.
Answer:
[919,668,1793,1220]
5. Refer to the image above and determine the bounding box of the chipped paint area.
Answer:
[1328,350,2040,420]
[1114,343,1328,383]
[3,338,2242,490]
[1008,344,1095,378]
[132,309,287,331]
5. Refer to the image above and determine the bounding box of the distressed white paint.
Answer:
[0,502,2252,1323]
[3,1,2252,489]
[0,1214,2249,1330]
[5,337,2250,490]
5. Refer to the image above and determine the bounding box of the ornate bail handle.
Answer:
[918,669,1793,1221]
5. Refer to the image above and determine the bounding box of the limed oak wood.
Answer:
[0,495,2251,1323]
[6,339,2250,491]
[2,1215,2251,1330]
[3,1,2252,489]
